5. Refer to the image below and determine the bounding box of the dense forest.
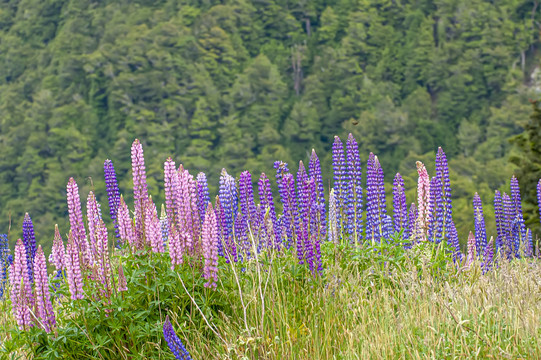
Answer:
[0,0,540,251]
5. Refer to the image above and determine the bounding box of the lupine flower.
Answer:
[214,196,227,259]
[178,167,200,250]
[1,234,12,299]
[131,139,149,241]
[393,173,407,235]
[309,149,326,240]
[202,203,219,289]
[239,170,257,228]
[258,173,280,245]
[234,212,249,261]
[473,193,487,258]
[510,176,527,255]
[366,154,387,243]
[502,192,514,258]
[466,231,476,267]
[67,178,89,258]
[22,213,37,283]
[168,226,184,269]
[87,192,101,263]
[332,136,347,238]
[296,161,308,231]
[328,189,339,244]
[482,237,494,273]
[436,148,453,237]
[49,224,65,272]
[33,246,55,332]
[104,159,121,242]
[10,239,34,330]
[526,228,534,257]
[415,162,430,241]
[163,315,192,360]
[219,169,238,249]
[346,134,362,244]
[281,173,299,249]
[95,219,111,295]
[160,204,169,247]
[117,195,136,248]
[447,220,462,261]
[117,264,128,292]
[145,198,165,253]
[494,190,505,255]
[406,203,417,246]
[196,172,211,226]
[164,158,179,226]
[538,179,541,228]
[427,176,444,243]
[65,231,85,300]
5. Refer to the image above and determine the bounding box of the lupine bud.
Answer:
[33,246,55,332]
[10,239,34,330]
[22,213,37,283]
[131,139,149,241]
[104,159,121,241]
[202,203,219,289]
[163,315,192,360]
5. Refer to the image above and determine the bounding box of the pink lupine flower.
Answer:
[177,166,198,253]
[10,239,34,330]
[49,224,65,271]
[168,226,184,269]
[202,203,218,289]
[33,246,55,332]
[117,264,128,292]
[118,196,136,248]
[131,139,149,242]
[87,191,103,262]
[65,231,85,300]
[95,219,111,294]
[67,177,91,264]
[164,158,178,226]
[145,198,165,253]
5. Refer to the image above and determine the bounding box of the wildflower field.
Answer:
[1,134,541,359]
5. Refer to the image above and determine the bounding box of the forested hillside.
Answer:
[0,0,540,250]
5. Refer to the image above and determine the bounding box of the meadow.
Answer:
[1,134,540,359]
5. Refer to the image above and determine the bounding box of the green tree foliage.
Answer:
[0,0,540,250]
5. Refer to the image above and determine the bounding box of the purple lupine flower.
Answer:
[117,264,128,292]
[196,172,211,226]
[163,315,193,360]
[346,134,362,244]
[219,169,238,248]
[381,215,394,241]
[258,173,280,245]
[131,139,149,242]
[0,233,11,299]
[436,148,453,236]
[281,173,299,249]
[332,136,347,238]
[296,161,308,241]
[466,231,476,267]
[22,213,37,283]
[502,192,515,259]
[447,220,462,261]
[65,231,84,300]
[309,149,326,240]
[202,203,219,289]
[239,171,257,228]
[104,159,121,241]
[328,189,339,244]
[164,158,179,227]
[49,225,65,272]
[214,195,226,258]
[494,191,505,255]
[177,166,198,252]
[366,155,387,243]
[168,226,184,269]
[406,203,417,246]
[482,237,494,273]
[33,246,55,332]
[66,178,90,262]
[160,204,169,247]
[117,195,136,248]
[510,176,524,219]
[393,173,407,235]
[298,177,315,266]
[10,239,34,330]
[473,193,487,258]
[145,199,165,253]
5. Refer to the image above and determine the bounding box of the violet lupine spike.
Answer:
[473,193,487,258]
[282,173,299,249]
[145,199,165,253]
[466,231,476,267]
[303,178,318,272]
[196,172,211,226]
[163,315,193,360]
[494,191,505,255]
[447,220,462,262]
[131,139,149,242]
[406,202,417,246]
[117,195,136,248]
[415,162,430,241]
[65,231,84,300]
[214,195,226,258]
[0,233,11,300]
[328,189,339,244]
[104,159,121,241]
[393,173,407,235]
[332,136,346,238]
[22,213,37,283]
[502,192,515,259]
[66,178,90,261]
[168,226,184,269]
[365,153,378,243]
[219,169,238,249]
[202,203,219,289]
[33,246,55,332]
[427,176,444,243]
[160,204,169,247]
[296,161,308,235]
[164,158,178,227]
[49,224,65,272]
[117,264,128,292]
[10,239,34,330]
[346,134,363,244]
[510,175,524,219]
[482,237,495,273]
[258,173,280,245]
[309,149,326,240]
[239,171,257,228]
[298,177,315,266]
[436,147,453,237]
